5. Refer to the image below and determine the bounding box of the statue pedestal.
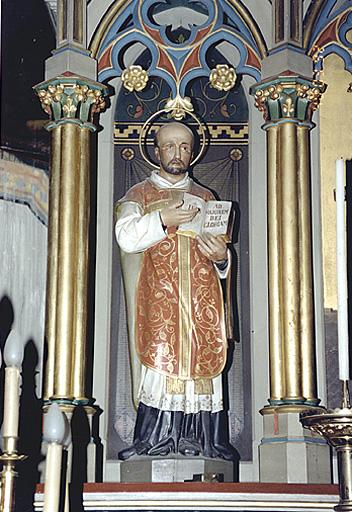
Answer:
[117,456,235,483]
[259,407,332,483]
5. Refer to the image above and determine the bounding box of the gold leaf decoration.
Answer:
[121,65,149,92]
[164,94,194,120]
[209,64,237,92]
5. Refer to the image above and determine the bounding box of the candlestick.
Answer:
[0,335,26,512]
[336,158,349,381]
[300,397,352,512]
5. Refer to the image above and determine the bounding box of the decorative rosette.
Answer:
[121,65,149,92]
[209,64,237,92]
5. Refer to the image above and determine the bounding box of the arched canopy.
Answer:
[90,0,268,90]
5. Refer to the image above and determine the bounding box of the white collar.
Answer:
[150,170,190,190]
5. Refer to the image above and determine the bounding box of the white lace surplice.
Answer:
[139,367,224,414]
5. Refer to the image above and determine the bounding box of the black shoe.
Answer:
[179,438,200,457]
[147,438,175,456]
[203,443,237,461]
[118,441,151,460]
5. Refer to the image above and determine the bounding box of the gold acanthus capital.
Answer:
[34,76,107,124]
[250,76,327,123]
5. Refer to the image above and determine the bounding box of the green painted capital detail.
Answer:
[34,75,108,123]
[250,76,327,123]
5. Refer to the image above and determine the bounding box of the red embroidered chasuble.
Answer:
[121,179,227,381]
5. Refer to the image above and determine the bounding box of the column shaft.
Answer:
[267,125,285,402]
[279,121,303,402]
[44,126,62,401]
[71,126,91,400]
[54,122,81,399]
[297,125,318,403]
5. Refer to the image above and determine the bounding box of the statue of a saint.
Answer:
[115,121,236,460]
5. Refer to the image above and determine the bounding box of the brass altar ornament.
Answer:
[301,383,352,512]
[0,440,27,512]
[209,64,237,92]
[121,65,149,92]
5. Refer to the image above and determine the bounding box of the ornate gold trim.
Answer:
[89,0,134,57]
[178,235,192,379]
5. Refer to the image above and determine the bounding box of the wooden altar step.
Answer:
[34,482,339,511]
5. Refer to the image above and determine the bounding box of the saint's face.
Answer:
[155,124,193,179]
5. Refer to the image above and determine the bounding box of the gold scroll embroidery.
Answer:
[194,378,213,395]
[178,234,192,379]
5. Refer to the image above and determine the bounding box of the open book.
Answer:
[176,192,233,241]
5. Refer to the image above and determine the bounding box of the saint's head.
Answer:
[154,122,194,181]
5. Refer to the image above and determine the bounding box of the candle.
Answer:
[3,367,20,439]
[44,443,63,512]
[336,158,349,381]
[43,403,66,512]
[3,330,24,440]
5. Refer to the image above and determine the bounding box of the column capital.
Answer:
[33,75,108,125]
[250,75,327,124]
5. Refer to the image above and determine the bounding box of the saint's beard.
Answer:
[162,158,188,175]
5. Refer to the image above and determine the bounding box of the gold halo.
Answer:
[138,109,206,169]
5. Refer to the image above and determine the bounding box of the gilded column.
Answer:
[297,121,318,404]
[267,124,285,403]
[279,120,303,403]
[252,1,332,484]
[34,80,106,403]
[44,125,62,400]
[72,125,92,401]
[251,76,326,407]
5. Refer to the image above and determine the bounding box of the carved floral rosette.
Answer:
[209,64,237,92]
[121,65,149,93]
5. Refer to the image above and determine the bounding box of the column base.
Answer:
[259,407,332,483]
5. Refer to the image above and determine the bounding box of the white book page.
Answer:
[177,192,205,235]
[203,201,232,236]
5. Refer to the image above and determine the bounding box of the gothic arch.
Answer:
[89,0,268,87]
